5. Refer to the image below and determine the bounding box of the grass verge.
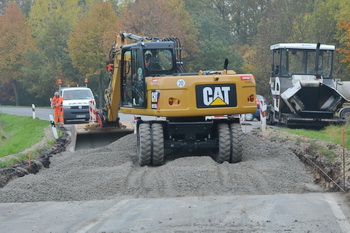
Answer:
[279,123,350,150]
[0,113,49,158]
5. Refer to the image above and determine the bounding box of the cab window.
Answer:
[144,49,173,72]
[121,49,146,107]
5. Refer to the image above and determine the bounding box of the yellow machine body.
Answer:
[120,72,256,117]
[97,32,257,166]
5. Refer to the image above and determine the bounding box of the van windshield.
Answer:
[63,90,92,100]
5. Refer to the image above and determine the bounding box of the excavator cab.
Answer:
[120,42,177,108]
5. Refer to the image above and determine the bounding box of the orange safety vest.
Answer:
[52,95,64,124]
[51,95,63,108]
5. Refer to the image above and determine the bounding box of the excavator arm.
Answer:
[102,32,184,126]
[102,32,147,126]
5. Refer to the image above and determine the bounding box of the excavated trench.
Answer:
[262,129,350,192]
[0,131,68,188]
[0,126,348,202]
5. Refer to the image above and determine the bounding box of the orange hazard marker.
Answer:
[28,152,31,169]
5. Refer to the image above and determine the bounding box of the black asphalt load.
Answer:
[0,131,68,188]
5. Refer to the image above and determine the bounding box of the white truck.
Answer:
[58,87,95,124]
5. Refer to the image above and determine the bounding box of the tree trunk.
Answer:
[12,80,19,106]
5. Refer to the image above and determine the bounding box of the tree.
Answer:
[202,0,268,45]
[22,0,83,101]
[68,1,119,107]
[184,0,242,71]
[120,0,199,71]
[338,19,350,67]
[334,0,350,80]
[0,3,34,105]
[29,0,80,37]
[0,0,32,16]
[0,0,12,15]
[292,0,339,43]
[241,0,316,96]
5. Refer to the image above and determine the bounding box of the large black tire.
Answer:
[267,110,275,125]
[137,123,151,166]
[229,123,243,163]
[215,124,231,163]
[340,108,350,121]
[151,123,164,166]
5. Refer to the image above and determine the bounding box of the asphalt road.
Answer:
[1,193,350,233]
[0,105,52,121]
[0,105,159,123]
[1,106,350,233]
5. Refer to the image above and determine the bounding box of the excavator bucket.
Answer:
[68,122,134,151]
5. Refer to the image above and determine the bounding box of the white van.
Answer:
[58,87,95,123]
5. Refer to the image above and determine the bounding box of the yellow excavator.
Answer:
[79,32,256,166]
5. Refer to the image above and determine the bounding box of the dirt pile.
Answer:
[0,131,323,203]
[261,128,350,192]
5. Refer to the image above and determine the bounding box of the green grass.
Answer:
[0,113,49,158]
[279,123,350,150]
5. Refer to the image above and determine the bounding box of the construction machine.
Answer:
[83,32,256,166]
[267,43,350,127]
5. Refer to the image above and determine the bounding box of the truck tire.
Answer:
[137,123,151,166]
[267,110,275,125]
[215,124,231,163]
[229,123,243,163]
[340,108,350,121]
[151,123,164,166]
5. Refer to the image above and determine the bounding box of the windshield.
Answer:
[280,49,333,78]
[144,49,173,72]
[63,89,93,100]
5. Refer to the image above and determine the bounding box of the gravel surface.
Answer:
[0,132,322,203]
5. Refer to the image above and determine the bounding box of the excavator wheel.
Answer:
[137,123,151,166]
[151,123,164,166]
[229,123,243,163]
[215,124,231,163]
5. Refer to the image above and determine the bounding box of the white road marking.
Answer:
[324,193,350,233]
[76,199,129,233]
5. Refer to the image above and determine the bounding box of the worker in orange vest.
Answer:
[51,92,64,125]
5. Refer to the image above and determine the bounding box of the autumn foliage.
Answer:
[2,0,350,105]
[120,0,198,58]
[0,3,34,105]
[338,18,350,67]
[68,1,119,76]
